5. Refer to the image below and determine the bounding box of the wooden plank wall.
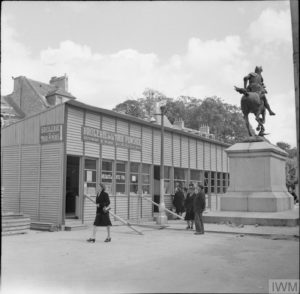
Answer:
[173,134,180,167]
[66,107,83,155]
[20,145,40,221]
[39,143,64,224]
[1,146,21,213]
[153,130,161,165]
[142,127,152,164]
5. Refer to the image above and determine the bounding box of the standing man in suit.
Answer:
[193,183,206,235]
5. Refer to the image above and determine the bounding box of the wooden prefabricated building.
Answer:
[1,100,230,226]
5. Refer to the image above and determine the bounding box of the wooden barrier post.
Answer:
[139,194,185,220]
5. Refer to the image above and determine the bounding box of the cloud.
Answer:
[1,13,296,146]
[248,8,292,45]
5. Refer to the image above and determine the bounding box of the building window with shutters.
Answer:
[116,161,126,195]
[130,162,139,194]
[174,167,187,190]
[101,160,113,195]
[141,164,150,195]
[84,159,97,196]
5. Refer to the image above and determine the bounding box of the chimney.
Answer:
[199,124,210,134]
[173,118,184,129]
[49,74,68,91]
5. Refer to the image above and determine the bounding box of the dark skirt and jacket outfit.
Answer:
[184,192,195,221]
[94,190,112,226]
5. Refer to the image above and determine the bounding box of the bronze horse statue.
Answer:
[234,86,266,137]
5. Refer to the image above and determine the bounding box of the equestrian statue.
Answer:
[234,66,275,137]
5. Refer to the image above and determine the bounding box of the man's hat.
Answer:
[188,183,194,188]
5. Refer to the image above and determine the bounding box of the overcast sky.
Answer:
[1,1,297,147]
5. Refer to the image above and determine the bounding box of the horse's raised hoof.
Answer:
[269,111,276,116]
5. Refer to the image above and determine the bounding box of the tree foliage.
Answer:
[276,142,298,189]
[113,88,251,144]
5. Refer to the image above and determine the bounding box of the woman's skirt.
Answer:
[184,209,195,221]
[94,212,112,226]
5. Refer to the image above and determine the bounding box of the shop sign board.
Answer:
[40,124,63,144]
[82,126,141,150]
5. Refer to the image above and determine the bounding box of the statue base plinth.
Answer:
[220,191,293,212]
[220,141,293,213]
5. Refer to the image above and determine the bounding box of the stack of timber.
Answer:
[2,212,30,236]
[30,222,59,232]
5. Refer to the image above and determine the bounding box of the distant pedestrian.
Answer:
[87,183,112,243]
[193,183,206,235]
[173,184,185,218]
[184,183,196,230]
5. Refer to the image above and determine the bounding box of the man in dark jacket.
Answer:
[193,183,206,235]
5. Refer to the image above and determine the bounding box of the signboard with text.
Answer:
[40,124,63,144]
[82,126,141,150]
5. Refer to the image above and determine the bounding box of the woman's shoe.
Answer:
[104,237,111,242]
[87,238,95,243]
[186,226,190,230]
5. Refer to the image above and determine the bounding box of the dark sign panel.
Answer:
[40,124,63,144]
[82,126,141,150]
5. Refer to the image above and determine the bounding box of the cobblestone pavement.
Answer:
[1,221,299,294]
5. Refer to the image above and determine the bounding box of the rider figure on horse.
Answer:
[243,66,276,116]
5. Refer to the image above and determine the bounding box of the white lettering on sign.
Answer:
[40,124,63,144]
[82,126,141,150]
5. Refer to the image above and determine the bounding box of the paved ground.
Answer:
[1,220,299,294]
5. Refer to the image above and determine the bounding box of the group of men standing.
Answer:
[173,182,206,235]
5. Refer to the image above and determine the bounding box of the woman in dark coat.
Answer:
[87,183,112,243]
[184,183,196,230]
[173,185,185,217]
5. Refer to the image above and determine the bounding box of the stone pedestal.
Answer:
[220,141,294,212]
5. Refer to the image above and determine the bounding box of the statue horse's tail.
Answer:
[234,86,248,96]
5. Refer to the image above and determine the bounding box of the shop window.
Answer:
[142,164,150,195]
[164,166,172,194]
[84,159,97,196]
[101,160,113,195]
[190,169,202,187]
[116,161,126,195]
[223,173,228,193]
[174,167,187,190]
[211,172,215,193]
[217,172,221,194]
[204,171,209,194]
[130,162,140,194]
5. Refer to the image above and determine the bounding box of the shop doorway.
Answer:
[66,156,80,219]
